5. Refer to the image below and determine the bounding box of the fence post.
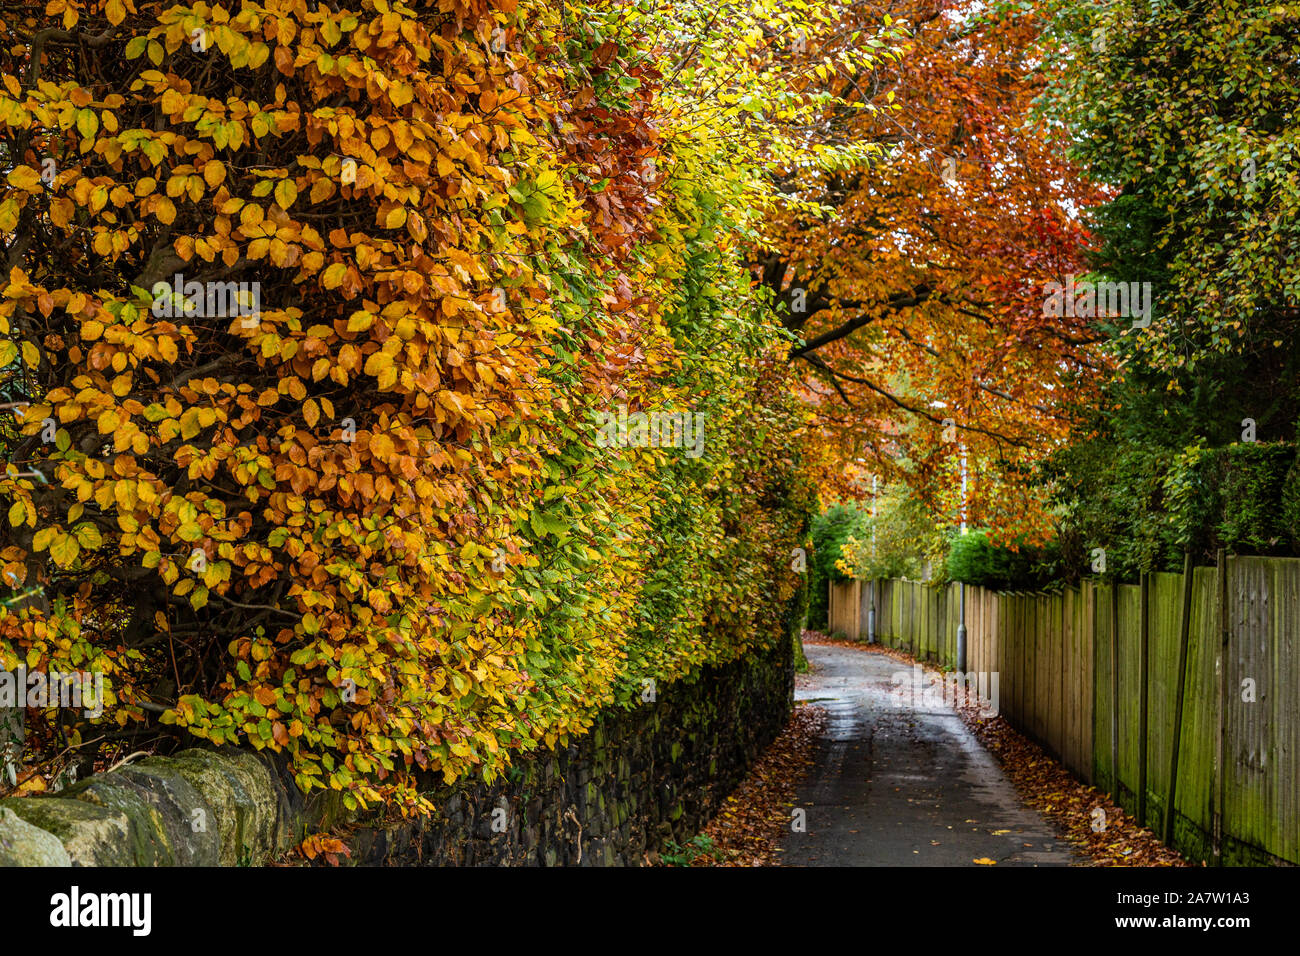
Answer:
[1164,551,1194,846]
[1138,571,1150,827]
[911,582,918,659]
[853,579,862,640]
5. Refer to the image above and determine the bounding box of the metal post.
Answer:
[867,579,877,643]
[869,476,877,644]
[870,475,877,557]
[957,582,967,671]
[956,446,968,671]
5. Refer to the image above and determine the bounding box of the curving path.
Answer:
[777,642,1081,867]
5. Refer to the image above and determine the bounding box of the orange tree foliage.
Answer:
[0,0,819,811]
[754,0,1111,542]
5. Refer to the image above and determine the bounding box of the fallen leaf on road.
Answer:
[973,857,997,865]
[952,683,1187,867]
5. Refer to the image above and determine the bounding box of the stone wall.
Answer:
[0,636,793,866]
[351,636,794,865]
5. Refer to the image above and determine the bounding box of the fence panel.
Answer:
[1143,572,1184,836]
[1031,593,1045,746]
[1115,583,1142,817]
[1227,556,1268,861]
[1173,565,1219,861]
[1226,557,1300,864]
[1062,587,1080,778]
[1013,594,1025,728]
[1093,582,1115,794]
[1275,561,1300,864]
[1079,581,1096,784]
[1047,591,1063,759]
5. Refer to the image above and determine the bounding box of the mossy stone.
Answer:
[0,797,133,865]
[0,805,71,866]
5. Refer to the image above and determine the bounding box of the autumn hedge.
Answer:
[0,0,820,813]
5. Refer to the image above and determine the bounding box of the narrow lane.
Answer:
[777,643,1081,866]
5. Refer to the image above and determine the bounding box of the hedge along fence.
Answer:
[827,557,1300,866]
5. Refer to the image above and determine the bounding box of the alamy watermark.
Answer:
[594,405,706,458]
[49,886,151,936]
[889,665,999,718]
[151,273,261,328]
[0,668,105,718]
[1042,275,1152,328]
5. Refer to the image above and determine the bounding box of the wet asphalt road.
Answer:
[777,643,1081,867]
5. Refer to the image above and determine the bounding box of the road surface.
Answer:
[777,642,1081,866]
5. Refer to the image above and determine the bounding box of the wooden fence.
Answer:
[825,554,1300,866]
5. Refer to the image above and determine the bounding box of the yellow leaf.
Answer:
[322,263,347,289]
[275,179,298,210]
[14,775,46,794]
[203,161,226,188]
[6,166,40,192]
[179,407,201,440]
[0,198,19,232]
[76,108,99,140]
[50,533,80,568]
[49,197,73,229]
[74,524,103,549]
